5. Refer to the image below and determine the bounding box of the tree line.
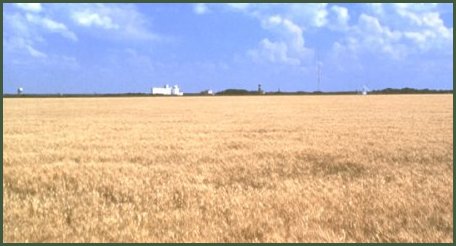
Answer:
[3,87,452,97]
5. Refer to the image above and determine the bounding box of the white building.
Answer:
[201,89,214,95]
[152,84,183,96]
[362,85,369,96]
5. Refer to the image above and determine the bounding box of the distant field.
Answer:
[3,95,453,242]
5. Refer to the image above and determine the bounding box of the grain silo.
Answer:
[151,84,183,96]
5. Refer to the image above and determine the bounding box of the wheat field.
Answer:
[2,95,453,242]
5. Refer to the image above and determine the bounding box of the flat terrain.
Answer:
[3,95,453,242]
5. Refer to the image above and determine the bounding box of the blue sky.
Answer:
[3,3,453,94]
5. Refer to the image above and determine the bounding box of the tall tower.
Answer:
[317,63,321,91]
[258,84,262,94]
[316,51,321,92]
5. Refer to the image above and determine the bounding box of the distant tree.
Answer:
[216,89,253,95]
[371,87,452,94]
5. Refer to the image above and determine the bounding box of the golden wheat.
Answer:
[3,95,453,242]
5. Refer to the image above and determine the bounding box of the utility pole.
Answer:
[316,51,321,92]
[317,63,321,91]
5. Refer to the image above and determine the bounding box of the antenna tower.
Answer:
[316,51,321,91]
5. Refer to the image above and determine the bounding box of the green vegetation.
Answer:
[370,87,453,94]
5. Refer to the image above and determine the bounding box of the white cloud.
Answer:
[3,36,47,59]
[26,45,47,58]
[25,14,78,41]
[225,3,251,11]
[286,4,329,28]
[223,3,330,29]
[218,4,324,66]
[4,13,32,39]
[359,14,381,32]
[281,18,306,53]
[250,16,312,66]
[15,3,42,12]
[330,5,350,30]
[4,6,79,62]
[393,4,442,28]
[353,14,404,58]
[314,6,328,27]
[249,39,298,65]
[365,3,453,54]
[392,3,439,12]
[331,3,453,61]
[72,10,119,29]
[69,4,159,41]
[194,3,209,15]
[223,3,364,67]
[220,3,452,61]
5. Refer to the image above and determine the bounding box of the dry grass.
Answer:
[2,95,453,242]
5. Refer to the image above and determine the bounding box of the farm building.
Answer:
[151,84,183,96]
[201,89,214,95]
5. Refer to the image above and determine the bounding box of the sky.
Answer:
[3,3,454,94]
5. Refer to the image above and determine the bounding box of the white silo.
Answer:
[171,85,183,96]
